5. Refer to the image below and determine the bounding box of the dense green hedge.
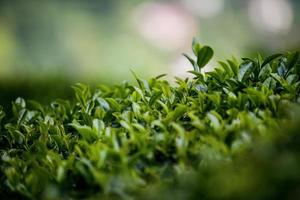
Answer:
[1,41,300,199]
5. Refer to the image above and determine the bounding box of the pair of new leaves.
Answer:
[183,38,214,72]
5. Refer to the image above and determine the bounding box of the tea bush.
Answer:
[1,40,300,199]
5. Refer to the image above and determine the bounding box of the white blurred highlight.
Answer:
[180,0,224,18]
[132,2,197,51]
[170,55,215,78]
[248,0,293,33]
[170,56,193,78]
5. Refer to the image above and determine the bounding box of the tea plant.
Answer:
[0,40,299,199]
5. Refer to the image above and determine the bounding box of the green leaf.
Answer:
[271,73,285,86]
[192,37,201,55]
[227,59,239,77]
[258,64,272,81]
[188,70,203,79]
[0,106,6,126]
[197,46,214,69]
[286,74,299,85]
[238,61,255,82]
[72,83,91,107]
[92,119,105,135]
[218,61,233,76]
[207,111,222,130]
[155,74,167,80]
[261,54,282,67]
[96,97,110,111]
[130,69,143,89]
[164,104,187,123]
[263,77,276,89]
[105,98,121,112]
[70,121,98,142]
[28,100,45,114]
[286,52,299,70]
[183,53,198,71]
[277,60,288,77]
[149,91,163,106]
[172,105,188,119]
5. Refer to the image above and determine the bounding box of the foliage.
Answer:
[0,41,300,199]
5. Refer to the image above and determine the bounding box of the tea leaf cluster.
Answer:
[0,41,300,199]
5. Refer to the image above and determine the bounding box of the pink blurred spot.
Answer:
[132,2,197,51]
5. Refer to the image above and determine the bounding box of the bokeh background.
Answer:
[0,0,300,106]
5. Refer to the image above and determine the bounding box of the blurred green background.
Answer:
[0,0,300,106]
